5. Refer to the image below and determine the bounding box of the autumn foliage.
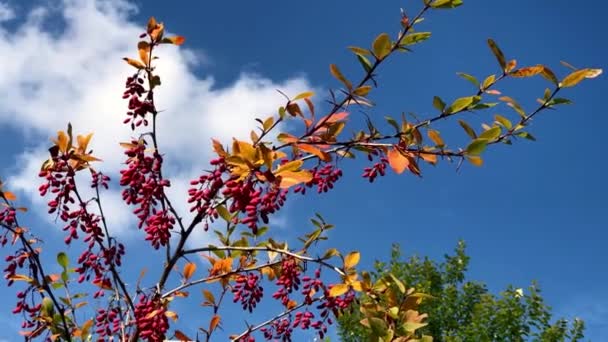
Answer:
[0,1,602,341]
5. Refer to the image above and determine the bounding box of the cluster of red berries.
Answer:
[133,295,168,341]
[294,164,343,194]
[95,306,122,339]
[362,157,389,182]
[119,141,173,248]
[122,74,154,129]
[272,258,301,306]
[261,317,293,341]
[232,272,264,313]
[187,157,227,227]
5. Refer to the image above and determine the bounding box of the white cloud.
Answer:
[0,0,311,240]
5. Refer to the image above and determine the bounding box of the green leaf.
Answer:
[487,39,507,71]
[356,54,373,73]
[433,96,446,112]
[458,120,477,139]
[57,252,69,269]
[385,116,400,133]
[372,33,392,60]
[402,322,427,333]
[401,32,432,46]
[546,98,573,106]
[431,0,463,9]
[216,205,231,222]
[456,72,479,87]
[369,317,388,336]
[446,96,478,114]
[348,46,371,55]
[478,126,501,140]
[494,114,512,129]
[466,139,488,155]
[516,131,536,141]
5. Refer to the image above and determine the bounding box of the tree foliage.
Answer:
[338,242,585,342]
[0,1,601,341]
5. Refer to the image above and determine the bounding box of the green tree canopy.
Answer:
[338,241,585,342]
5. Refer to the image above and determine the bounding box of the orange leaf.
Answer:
[287,300,298,309]
[277,133,299,144]
[297,144,331,162]
[53,130,70,153]
[278,170,313,189]
[419,152,437,165]
[146,17,157,34]
[2,191,16,201]
[427,130,444,146]
[202,289,216,305]
[174,330,191,341]
[387,148,409,174]
[183,262,196,281]
[138,41,151,66]
[510,65,544,78]
[209,314,221,333]
[165,311,178,322]
[161,36,186,45]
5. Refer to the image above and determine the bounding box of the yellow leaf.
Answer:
[353,85,372,97]
[387,148,409,174]
[209,314,221,333]
[138,41,151,66]
[183,262,196,281]
[330,64,352,90]
[123,57,146,69]
[329,283,349,297]
[293,91,315,101]
[8,274,33,283]
[202,289,215,305]
[275,160,303,175]
[344,251,360,269]
[560,68,603,88]
[278,170,313,189]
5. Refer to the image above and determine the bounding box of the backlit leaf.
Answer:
[278,170,313,189]
[466,139,488,155]
[330,64,352,90]
[433,96,446,112]
[446,96,477,114]
[467,156,483,166]
[560,68,603,88]
[183,262,196,281]
[456,72,479,87]
[387,148,409,174]
[329,283,349,297]
[160,36,186,45]
[427,130,444,146]
[57,252,68,269]
[479,126,501,140]
[174,330,192,341]
[372,33,392,60]
[123,58,145,69]
[293,91,315,101]
[137,41,151,66]
[203,289,215,305]
[344,251,361,269]
[209,315,221,333]
[401,32,431,45]
[2,191,16,201]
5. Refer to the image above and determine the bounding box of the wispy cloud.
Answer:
[0,0,310,239]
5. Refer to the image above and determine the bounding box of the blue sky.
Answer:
[0,0,606,341]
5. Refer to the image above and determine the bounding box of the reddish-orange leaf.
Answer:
[287,300,298,309]
[387,148,409,174]
[183,262,196,281]
[209,314,221,333]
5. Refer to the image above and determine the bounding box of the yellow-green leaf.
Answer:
[293,91,315,101]
[478,126,501,140]
[329,64,352,90]
[560,68,603,88]
[466,139,488,156]
[372,33,392,60]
